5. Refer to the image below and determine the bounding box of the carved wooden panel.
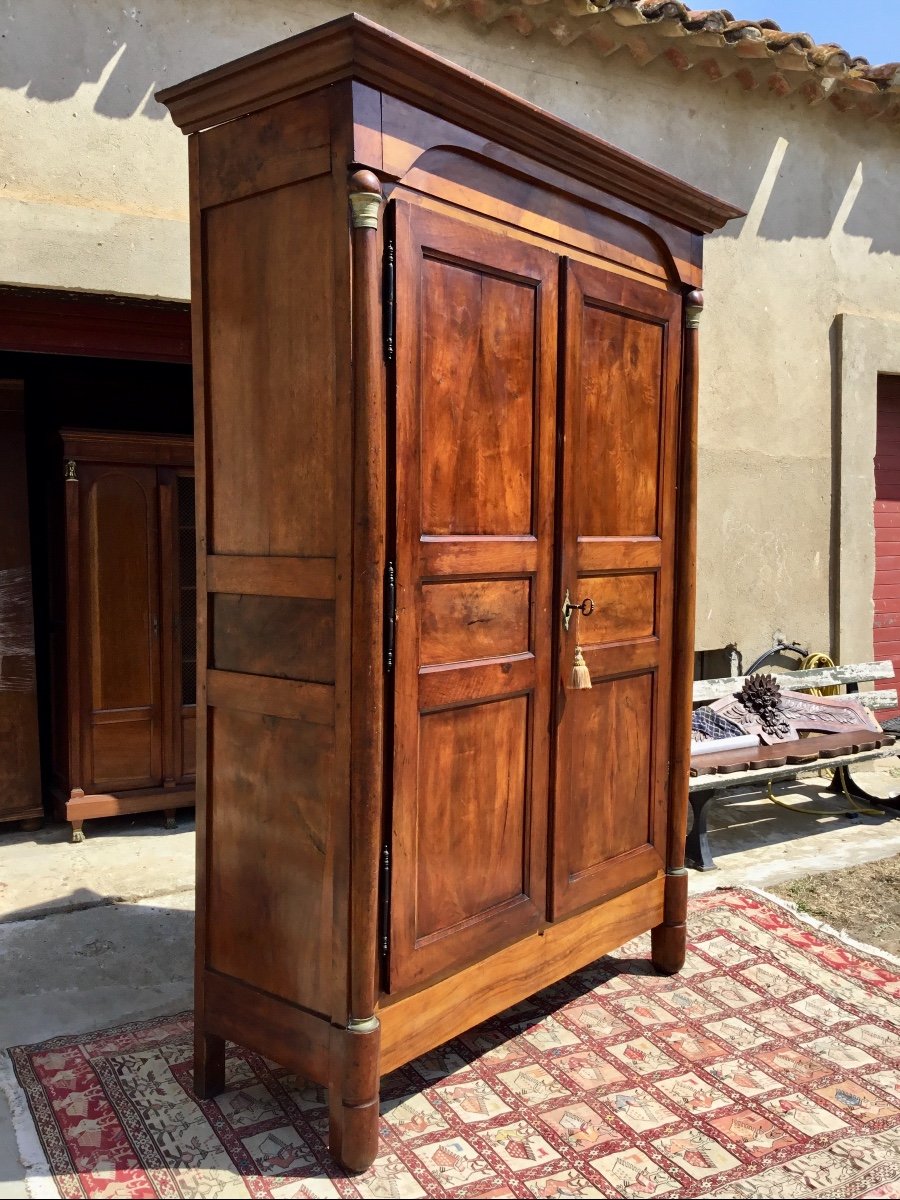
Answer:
[390,200,557,991]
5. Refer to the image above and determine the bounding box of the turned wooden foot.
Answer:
[651,868,688,975]
[652,922,686,975]
[71,821,85,844]
[164,807,177,830]
[20,817,43,832]
[329,1017,381,1173]
[194,1030,226,1099]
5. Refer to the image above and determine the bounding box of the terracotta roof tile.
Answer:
[413,0,900,124]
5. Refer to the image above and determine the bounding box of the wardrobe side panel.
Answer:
[197,100,338,1019]
[205,179,335,559]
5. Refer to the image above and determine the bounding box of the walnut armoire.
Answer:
[158,15,741,1172]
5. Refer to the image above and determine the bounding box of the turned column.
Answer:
[652,288,703,975]
[329,168,386,1173]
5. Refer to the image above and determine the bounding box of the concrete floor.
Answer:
[0,813,195,1196]
[2,765,900,1193]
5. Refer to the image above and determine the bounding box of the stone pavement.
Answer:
[2,764,900,1192]
[0,813,194,1197]
[687,759,900,895]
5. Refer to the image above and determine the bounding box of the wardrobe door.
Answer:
[551,259,682,919]
[389,201,558,991]
[79,463,163,792]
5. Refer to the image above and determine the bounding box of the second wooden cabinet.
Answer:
[52,431,196,839]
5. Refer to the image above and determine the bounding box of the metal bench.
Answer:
[687,660,900,871]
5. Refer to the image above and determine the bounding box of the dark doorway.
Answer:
[874,373,900,719]
[0,290,192,833]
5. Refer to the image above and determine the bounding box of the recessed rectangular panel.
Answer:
[581,573,656,647]
[566,673,654,878]
[420,258,536,535]
[207,707,333,1016]
[87,471,156,712]
[206,177,334,557]
[416,696,528,941]
[577,307,663,537]
[91,719,154,788]
[212,594,335,683]
[420,579,530,666]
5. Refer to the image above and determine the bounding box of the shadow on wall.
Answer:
[2,11,166,119]
[0,1,294,120]
[711,135,900,256]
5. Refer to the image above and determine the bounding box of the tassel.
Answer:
[571,645,592,690]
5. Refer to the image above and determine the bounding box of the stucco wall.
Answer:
[3,0,899,662]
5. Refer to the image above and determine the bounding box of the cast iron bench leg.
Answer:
[685,788,719,871]
[825,764,900,810]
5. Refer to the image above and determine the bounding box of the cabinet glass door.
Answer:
[388,200,558,992]
[550,259,681,918]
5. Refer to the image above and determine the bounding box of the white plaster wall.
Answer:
[3,0,899,661]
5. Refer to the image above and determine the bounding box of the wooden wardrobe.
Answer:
[52,430,197,840]
[159,15,740,1171]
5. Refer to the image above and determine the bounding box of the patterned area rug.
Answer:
[6,889,900,1199]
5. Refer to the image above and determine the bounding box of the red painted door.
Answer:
[874,374,900,717]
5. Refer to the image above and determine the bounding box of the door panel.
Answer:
[565,673,653,875]
[390,201,558,992]
[416,696,529,940]
[576,306,664,537]
[551,260,681,918]
[81,465,162,791]
[420,579,531,665]
[419,261,536,537]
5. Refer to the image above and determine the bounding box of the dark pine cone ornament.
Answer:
[737,673,790,739]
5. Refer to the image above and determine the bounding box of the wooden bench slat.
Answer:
[689,732,895,776]
[689,744,898,791]
[692,660,895,703]
[860,691,898,711]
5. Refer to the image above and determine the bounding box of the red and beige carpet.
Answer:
[5,889,900,1199]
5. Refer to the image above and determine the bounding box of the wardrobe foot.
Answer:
[194,1030,226,1099]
